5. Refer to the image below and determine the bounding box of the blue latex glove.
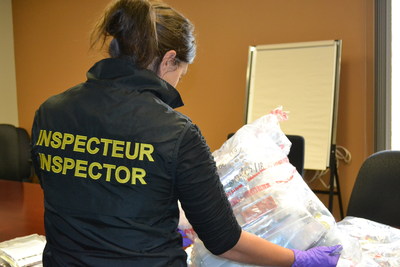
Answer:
[177,228,193,248]
[291,245,342,267]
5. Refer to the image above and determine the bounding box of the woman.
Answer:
[31,0,341,266]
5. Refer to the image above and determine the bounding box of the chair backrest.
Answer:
[286,135,305,177]
[347,150,400,227]
[0,124,32,181]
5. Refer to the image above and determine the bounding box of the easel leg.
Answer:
[329,144,344,219]
[334,164,344,219]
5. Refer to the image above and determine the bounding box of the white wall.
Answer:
[392,0,400,149]
[0,0,19,126]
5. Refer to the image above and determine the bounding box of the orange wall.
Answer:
[13,0,374,218]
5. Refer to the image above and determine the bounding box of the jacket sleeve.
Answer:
[175,123,242,255]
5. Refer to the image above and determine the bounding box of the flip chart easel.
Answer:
[245,40,343,217]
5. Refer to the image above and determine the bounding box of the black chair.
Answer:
[347,150,400,227]
[286,135,305,177]
[0,124,33,181]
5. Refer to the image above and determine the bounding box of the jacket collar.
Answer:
[86,58,184,109]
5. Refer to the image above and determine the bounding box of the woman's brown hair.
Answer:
[90,0,196,70]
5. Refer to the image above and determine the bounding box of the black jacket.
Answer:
[31,58,241,266]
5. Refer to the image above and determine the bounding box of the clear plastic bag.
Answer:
[0,234,46,267]
[181,107,400,267]
[182,108,337,266]
[336,217,400,267]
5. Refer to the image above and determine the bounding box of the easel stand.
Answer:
[313,144,344,219]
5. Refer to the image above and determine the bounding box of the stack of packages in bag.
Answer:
[179,107,400,267]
